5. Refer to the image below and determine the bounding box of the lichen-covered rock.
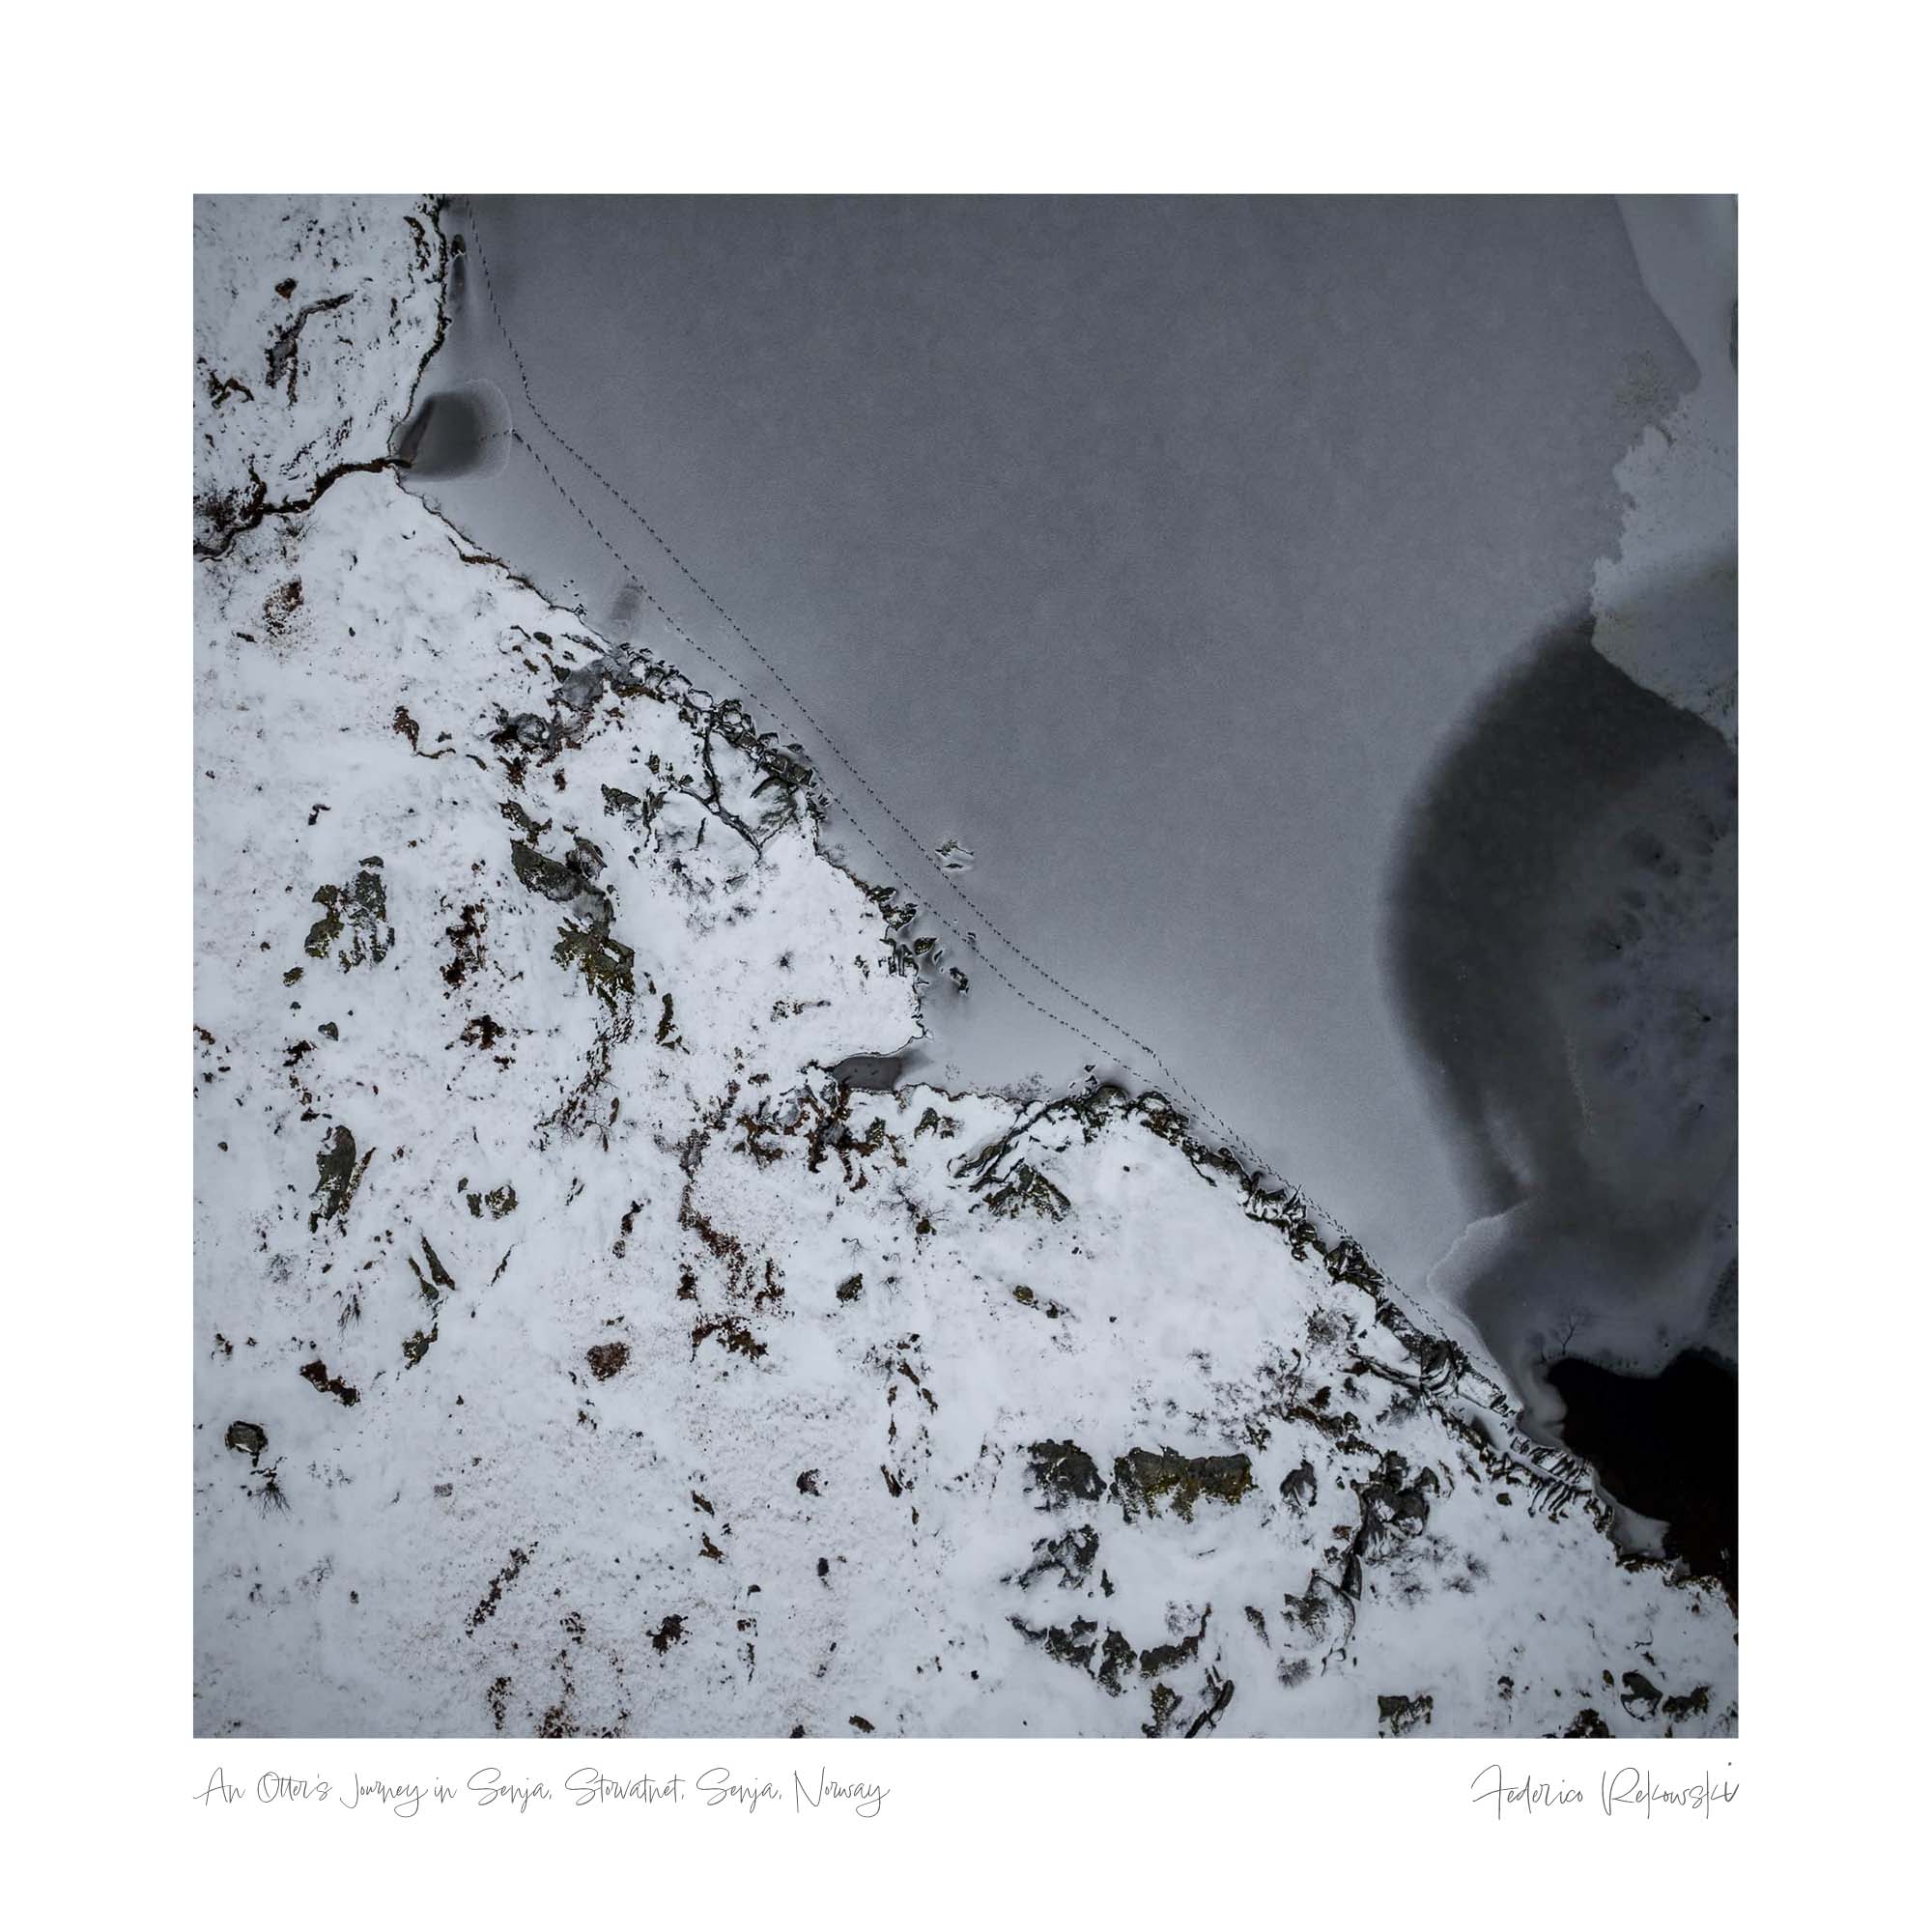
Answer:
[1112,1447,1256,1521]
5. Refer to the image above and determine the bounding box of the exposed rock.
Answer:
[1112,1447,1255,1521]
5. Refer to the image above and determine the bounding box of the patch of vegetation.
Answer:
[1561,1708,1614,1739]
[262,577,304,639]
[305,861,391,969]
[1112,1447,1254,1521]
[690,1316,768,1362]
[1011,1285,1065,1319]
[465,1546,534,1634]
[1138,1607,1211,1678]
[250,1463,290,1514]
[442,902,486,988]
[1095,1628,1138,1696]
[1141,1684,1182,1738]
[732,1110,787,1166]
[553,923,636,1007]
[509,830,637,1006]
[298,1358,360,1406]
[1662,1685,1711,1721]
[461,1013,506,1050]
[586,1341,630,1381]
[1378,1692,1434,1737]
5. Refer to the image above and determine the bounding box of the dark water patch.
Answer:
[1383,587,1736,1407]
[392,378,511,480]
[826,1053,905,1093]
[1547,1350,1737,1599]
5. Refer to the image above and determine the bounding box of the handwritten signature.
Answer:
[1471,1763,1739,1820]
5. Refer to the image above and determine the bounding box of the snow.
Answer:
[194,195,444,553]
[194,194,1736,1739]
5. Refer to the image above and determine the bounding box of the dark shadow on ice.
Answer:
[1383,575,1736,1567]
[390,379,512,480]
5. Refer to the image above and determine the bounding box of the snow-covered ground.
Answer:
[194,194,1736,1738]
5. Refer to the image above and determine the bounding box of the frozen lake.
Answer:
[407,194,1731,1346]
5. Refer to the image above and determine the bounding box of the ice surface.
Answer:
[404,195,1713,1318]
[1591,195,1738,746]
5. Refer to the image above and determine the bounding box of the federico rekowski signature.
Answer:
[1471,1763,1740,1820]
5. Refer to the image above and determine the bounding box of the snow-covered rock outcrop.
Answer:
[194,194,1736,1738]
